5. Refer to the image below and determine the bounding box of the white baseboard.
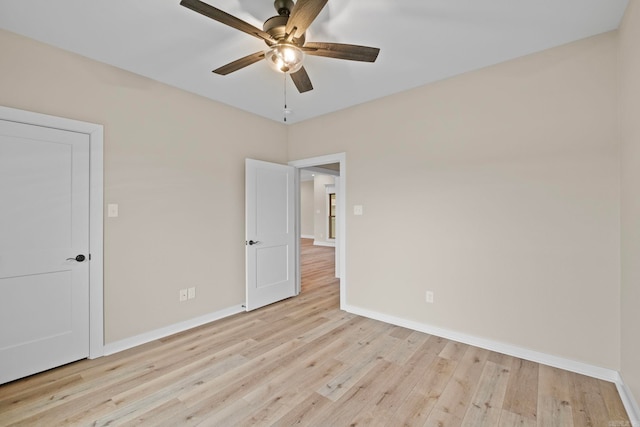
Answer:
[344,303,640,424]
[313,241,335,247]
[615,377,640,427]
[301,234,315,239]
[102,304,245,356]
[344,303,619,379]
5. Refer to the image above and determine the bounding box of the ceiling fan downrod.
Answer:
[274,0,294,16]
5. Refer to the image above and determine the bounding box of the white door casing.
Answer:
[333,177,341,279]
[0,106,103,384]
[289,153,346,308]
[245,159,297,311]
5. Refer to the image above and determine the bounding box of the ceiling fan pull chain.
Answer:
[283,74,288,123]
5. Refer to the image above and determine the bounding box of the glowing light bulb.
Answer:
[265,43,304,74]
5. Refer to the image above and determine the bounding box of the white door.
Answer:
[0,119,90,384]
[245,159,297,311]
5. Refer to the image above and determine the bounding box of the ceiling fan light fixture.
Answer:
[180,0,379,94]
[265,43,304,74]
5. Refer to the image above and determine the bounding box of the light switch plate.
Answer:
[107,204,119,218]
[354,205,363,215]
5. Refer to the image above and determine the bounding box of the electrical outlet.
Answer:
[179,289,188,302]
[426,291,434,304]
[188,287,196,300]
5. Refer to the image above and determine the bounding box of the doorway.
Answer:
[289,153,346,308]
[0,106,104,384]
[299,170,337,294]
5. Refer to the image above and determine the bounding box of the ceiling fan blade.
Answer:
[303,42,380,62]
[213,51,265,75]
[285,0,328,39]
[180,0,273,43]
[290,67,313,93]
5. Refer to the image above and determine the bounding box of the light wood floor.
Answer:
[0,239,630,426]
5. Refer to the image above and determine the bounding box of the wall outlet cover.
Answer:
[426,291,434,303]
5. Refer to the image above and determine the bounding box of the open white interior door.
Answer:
[245,159,297,311]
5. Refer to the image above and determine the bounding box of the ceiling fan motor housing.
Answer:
[263,15,305,46]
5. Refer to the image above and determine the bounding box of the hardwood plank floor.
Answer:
[0,238,631,426]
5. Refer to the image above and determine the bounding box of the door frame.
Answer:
[289,153,346,309]
[0,106,104,359]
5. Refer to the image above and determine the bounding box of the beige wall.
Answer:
[289,33,621,369]
[620,0,640,407]
[300,180,315,237]
[0,29,288,343]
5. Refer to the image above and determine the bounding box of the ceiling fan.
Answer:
[180,0,380,93]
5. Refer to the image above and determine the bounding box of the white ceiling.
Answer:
[0,0,628,124]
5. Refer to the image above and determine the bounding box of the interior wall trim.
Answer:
[313,241,335,248]
[102,305,245,356]
[615,377,640,427]
[344,303,640,423]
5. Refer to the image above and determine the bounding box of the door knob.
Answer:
[248,240,260,246]
[66,254,86,262]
